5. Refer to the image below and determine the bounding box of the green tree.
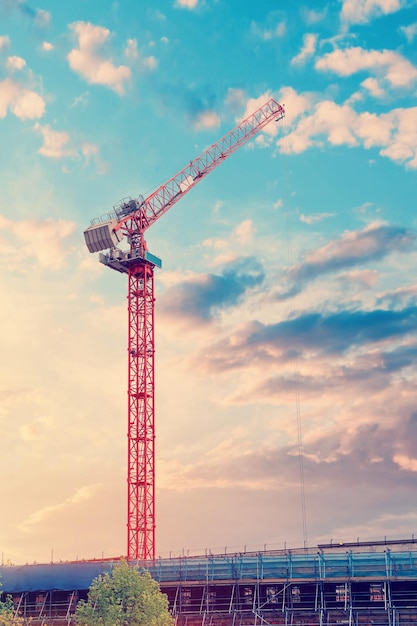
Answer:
[0,594,25,626]
[74,561,173,626]
[0,595,14,626]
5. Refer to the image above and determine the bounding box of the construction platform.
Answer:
[1,539,417,625]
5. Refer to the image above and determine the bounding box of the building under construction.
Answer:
[1,539,417,625]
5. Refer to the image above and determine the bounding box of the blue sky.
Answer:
[0,0,417,564]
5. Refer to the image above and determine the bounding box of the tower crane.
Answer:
[84,98,285,561]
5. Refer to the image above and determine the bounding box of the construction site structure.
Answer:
[83,98,285,561]
[1,539,417,626]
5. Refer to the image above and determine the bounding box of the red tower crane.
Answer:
[84,98,285,561]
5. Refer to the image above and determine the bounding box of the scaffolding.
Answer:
[1,542,417,626]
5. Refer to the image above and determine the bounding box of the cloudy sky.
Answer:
[0,0,417,565]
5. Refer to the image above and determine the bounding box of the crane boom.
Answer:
[83,97,285,562]
[116,97,284,234]
[84,98,284,254]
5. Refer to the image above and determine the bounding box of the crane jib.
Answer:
[126,98,284,233]
[84,97,284,253]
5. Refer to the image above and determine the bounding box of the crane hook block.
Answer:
[84,218,124,253]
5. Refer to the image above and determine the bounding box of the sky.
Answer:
[0,0,417,565]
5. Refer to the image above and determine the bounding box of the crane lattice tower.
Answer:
[84,98,285,561]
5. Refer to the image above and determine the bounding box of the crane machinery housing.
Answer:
[84,98,285,562]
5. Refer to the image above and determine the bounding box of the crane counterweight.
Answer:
[84,219,123,253]
[84,98,285,561]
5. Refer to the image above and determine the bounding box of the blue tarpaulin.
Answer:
[0,561,113,593]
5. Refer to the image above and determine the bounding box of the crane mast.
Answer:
[84,98,285,561]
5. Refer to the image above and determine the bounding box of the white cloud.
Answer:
[34,123,77,158]
[274,22,286,37]
[81,142,99,160]
[0,78,45,119]
[13,90,45,119]
[300,212,335,224]
[198,221,259,267]
[34,8,51,27]
[194,110,220,130]
[291,33,318,66]
[379,108,417,167]
[41,41,54,52]
[316,47,417,88]
[361,77,385,98]
[280,100,358,153]
[0,35,11,51]
[277,89,417,169]
[18,485,99,531]
[33,123,106,172]
[202,238,228,251]
[0,214,76,270]
[6,55,26,71]
[175,0,198,8]
[241,93,272,120]
[239,92,283,138]
[142,55,157,71]
[354,111,392,148]
[341,0,405,25]
[277,86,314,126]
[303,8,328,24]
[400,22,417,42]
[375,108,413,159]
[393,454,417,471]
[234,220,255,245]
[124,38,157,71]
[254,134,272,149]
[348,90,365,105]
[153,9,167,21]
[67,22,131,95]
[81,141,109,174]
[125,38,139,60]
[70,91,90,108]
[338,269,379,288]
[251,20,286,40]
